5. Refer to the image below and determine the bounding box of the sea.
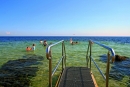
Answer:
[0,36,130,87]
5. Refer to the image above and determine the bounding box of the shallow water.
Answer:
[0,36,130,87]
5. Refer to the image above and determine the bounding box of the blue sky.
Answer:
[0,0,130,36]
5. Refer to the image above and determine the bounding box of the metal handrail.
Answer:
[46,40,66,87]
[46,39,115,87]
[87,40,115,87]
[52,56,64,76]
[46,40,64,59]
[91,56,106,80]
[90,40,115,57]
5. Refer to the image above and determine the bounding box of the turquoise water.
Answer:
[0,36,130,87]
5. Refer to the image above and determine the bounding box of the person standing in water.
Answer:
[70,38,73,44]
[32,44,35,51]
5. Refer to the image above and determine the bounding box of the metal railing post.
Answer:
[89,41,92,70]
[64,43,66,67]
[46,49,52,87]
[49,58,52,87]
[62,41,64,72]
[86,43,90,68]
[106,51,110,87]
[46,40,65,87]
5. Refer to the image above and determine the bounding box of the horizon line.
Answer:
[0,35,130,37]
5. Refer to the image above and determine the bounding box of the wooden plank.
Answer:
[91,72,98,87]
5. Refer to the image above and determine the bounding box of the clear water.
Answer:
[0,36,130,87]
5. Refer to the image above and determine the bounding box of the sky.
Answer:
[0,0,130,36]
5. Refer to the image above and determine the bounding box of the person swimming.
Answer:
[43,40,48,46]
[70,38,78,45]
[26,44,35,51]
[40,40,43,44]
[26,46,32,51]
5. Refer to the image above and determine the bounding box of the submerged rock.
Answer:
[0,54,44,87]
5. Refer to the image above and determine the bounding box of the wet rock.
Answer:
[115,54,128,61]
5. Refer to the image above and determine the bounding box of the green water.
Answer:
[0,40,130,87]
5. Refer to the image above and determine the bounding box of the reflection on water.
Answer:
[0,54,44,87]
